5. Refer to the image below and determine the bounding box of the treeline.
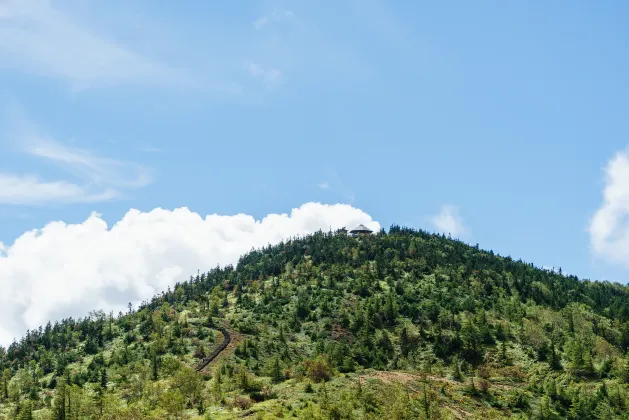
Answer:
[2,226,629,418]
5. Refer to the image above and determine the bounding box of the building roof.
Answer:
[349,224,373,233]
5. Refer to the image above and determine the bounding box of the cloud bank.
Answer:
[589,150,629,266]
[0,202,379,346]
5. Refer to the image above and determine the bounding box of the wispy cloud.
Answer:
[0,0,190,90]
[253,8,294,30]
[25,137,153,190]
[0,112,152,205]
[137,146,162,153]
[318,182,330,190]
[0,174,116,205]
[428,204,469,238]
[247,5,372,93]
[0,1,372,96]
[246,61,281,85]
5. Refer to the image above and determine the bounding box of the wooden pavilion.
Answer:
[349,224,373,237]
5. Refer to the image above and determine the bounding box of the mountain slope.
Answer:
[1,227,629,419]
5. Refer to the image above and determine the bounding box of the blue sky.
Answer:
[1,0,629,340]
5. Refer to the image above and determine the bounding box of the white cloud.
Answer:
[589,150,629,266]
[0,202,380,346]
[0,0,184,90]
[318,182,330,190]
[429,204,468,238]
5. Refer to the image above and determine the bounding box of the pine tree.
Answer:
[1,369,8,400]
[94,381,105,417]
[400,327,411,357]
[17,400,33,420]
[320,382,329,410]
[152,351,159,381]
[567,310,575,335]
[422,382,430,419]
[500,340,509,365]
[461,317,482,363]
[385,292,397,325]
[271,356,283,383]
[594,400,614,420]
[495,322,506,341]
[452,356,463,382]
[539,395,560,420]
[621,323,629,353]
[621,357,629,384]
[64,369,72,419]
[100,368,108,389]
[52,378,66,420]
[211,364,223,403]
[549,340,561,370]
[197,399,205,415]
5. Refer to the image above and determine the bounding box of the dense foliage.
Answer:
[2,226,629,418]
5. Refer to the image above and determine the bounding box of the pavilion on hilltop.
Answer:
[349,224,373,237]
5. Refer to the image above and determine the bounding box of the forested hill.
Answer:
[2,227,629,419]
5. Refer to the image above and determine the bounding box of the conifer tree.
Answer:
[17,400,33,420]
[268,356,281,383]
[385,292,397,325]
[151,351,159,381]
[52,377,66,420]
[1,369,8,400]
[500,340,508,365]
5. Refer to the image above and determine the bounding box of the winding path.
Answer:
[195,326,231,372]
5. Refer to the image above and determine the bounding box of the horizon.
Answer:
[0,222,616,349]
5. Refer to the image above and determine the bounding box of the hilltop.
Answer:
[1,226,629,419]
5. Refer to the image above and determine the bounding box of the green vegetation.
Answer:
[2,226,629,418]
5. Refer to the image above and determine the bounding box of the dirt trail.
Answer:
[361,370,514,391]
[205,328,244,367]
[196,325,245,373]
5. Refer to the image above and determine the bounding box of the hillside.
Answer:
[2,226,629,419]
